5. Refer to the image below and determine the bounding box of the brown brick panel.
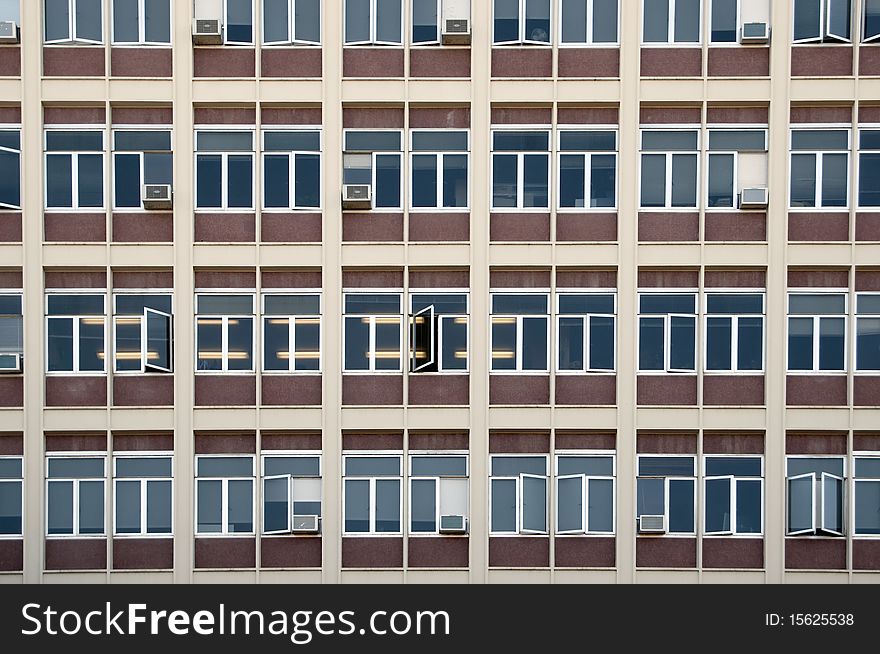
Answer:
[490,269,551,288]
[194,431,256,454]
[112,213,173,243]
[790,105,853,123]
[342,432,403,451]
[260,48,322,77]
[555,269,617,288]
[408,212,470,242]
[0,213,22,242]
[341,375,403,405]
[261,212,322,242]
[409,107,471,129]
[785,538,846,570]
[261,269,322,288]
[490,107,552,125]
[704,211,766,241]
[637,375,698,405]
[194,537,256,568]
[0,540,23,571]
[706,106,769,124]
[45,269,107,288]
[637,432,698,454]
[856,269,880,291]
[408,432,469,450]
[703,432,765,454]
[112,432,174,451]
[45,538,107,570]
[0,107,20,122]
[490,212,551,241]
[786,376,847,406]
[636,537,697,568]
[853,432,880,451]
[408,268,470,288]
[855,213,880,241]
[260,375,322,406]
[408,537,469,568]
[638,212,700,241]
[43,47,105,76]
[342,106,405,128]
[489,375,550,405]
[342,48,404,78]
[261,107,322,125]
[859,47,880,76]
[554,431,616,450]
[111,107,174,125]
[554,536,615,567]
[786,269,849,288]
[0,376,22,407]
[408,374,469,405]
[260,431,322,451]
[341,537,403,568]
[112,375,174,407]
[704,269,766,288]
[110,48,172,77]
[489,431,550,454]
[261,536,322,568]
[557,48,619,78]
[194,269,256,288]
[788,212,849,241]
[112,538,173,570]
[0,433,23,455]
[854,377,880,406]
[555,212,617,241]
[702,375,765,406]
[488,536,550,567]
[0,269,21,287]
[554,375,616,405]
[409,48,470,78]
[342,212,404,242]
[702,538,764,569]
[194,375,257,407]
[637,269,699,288]
[0,47,20,76]
[194,213,256,242]
[112,269,173,289]
[44,106,106,124]
[853,540,880,570]
[791,46,853,77]
[45,377,107,407]
[44,213,106,242]
[342,269,404,288]
[193,48,255,77]
[707,47,769,77]
[785,432,847,455]
[557,107,619,125]
[640,48,702,77]
[45,432,107,452]
[491,48,552,77]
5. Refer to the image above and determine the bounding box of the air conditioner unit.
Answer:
[342,184,373,210]
[0,21,18,44]
[291,515,320,534]
[192,19,223,45]
[142,184,173,209]
[439,514,468,534]
[442,19,471,45]
[740,22,769,44]
[739,186,769,209]
[0,353,21,373]
[638,515,667,534]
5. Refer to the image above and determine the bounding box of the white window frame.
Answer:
[0,456,23,538]
[411,0,441,45]
[45,453,107,538]
[640,0,703,45]
[407,452,469,536]
[556,128,618,211]
[853,454,880,537]
[856,292,880,373]
[0,126,21,210]
[788,127,851,210]
[636,454,697,535]
[342,453,403,536]
[409,289,470,374]
[44,128,106,212]
[343,0,404,45]
[111,127,174,211]
[489,454,549,536]
[638,129,701,210]
[44,0,105,45]
[489,291,551,374]
[493,0,553,45]
[260,129,323,211]
[194,291,256,374]
[857,126,880,208]
[194,129,256,212]
[194,454,256,536]
[786,291,848,373]
[554,452,616,535]
[785,455,847,536]
[342,291,404,374]
[408,129,470,211]
[702,455,765,536]
[704,125,769,211]
[792,0,853,44]
[637,291,698,374]
[223,0,255,45]
[111,292,173,374]
[708,0,740,45]
[703,290,766,374]
[260,452,322,535]
[865,0,880,43]
[45,292,107,375]
[260,291,322,374]
[555,290,617,373]
[261,0,321,45]
[490,128,552,211]
[557,0,621,46]
[111,0,172,45]
[112,453,174,537]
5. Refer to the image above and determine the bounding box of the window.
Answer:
[113,293,173,373]
[787,293,846,372]
[46,294,106,373]
[225,0,254,44]
[112,0,171,44]
[703,456,763,535]
[558,130,617,209]
[410,292,468,373]
[559,0,618,44]
[556,454,614,534]
[706,128,768,209]
[640,130,699,209]
[490,455,547,534]
[343,293,403,372]
[494,0,551,44]
[344,0,402,45]
[0,0,20,23]
[113,455,172,536]
[46,456,105,536]
[262,455,321,534]
[638,293,697,372]
[642,0,701,44]
[856,294,880,372]
[793,0,852,43]
[44,0,103,44]
[858,129,880,207]
[492,130,550,209]
[343,131,402,209]
[0,130,20,210]
[490,293,549,372]
[704,293,764,372]
[263,130,321,210]
[262,293,321,372]
[409,455,468,534]
[195,456,254,534]
[790,129,849,208]
[195,294,255,372]
[0,294,23,373]
[636,455,696,534]
[113,130,172,210]
[410,131,469,210]
[709,0,737,42]
[0,457,22,536]
[866,0,880,42]
[263,0,320,44]
[556,293,615,372]
[195,131,254,210]
[343,455,402,534]
[786,456,845,536]
[412,0,440,44]
[854,457,880,535]
[45,130,104,210]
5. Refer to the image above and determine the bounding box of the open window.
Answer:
[866,0,880,42]
[636,456,696,534]
[263,476,322,534]
[410,304,435,372]
[786,457,845,536]
[520,474,547,534]
[490,455,548,535]
[114,294,173,374]
[793,0,852,43]
[0,295,22,373]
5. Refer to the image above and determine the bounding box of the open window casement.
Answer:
[704,475,734,535]
[866,0,880,43]
[262,474,292,534]
[519,473,548,534]
[786,473,817,535]
[819,472,844,535]
[824,0,852,42]
[410,305,435,372]
[144,308,173,373]
[557,474,585,534]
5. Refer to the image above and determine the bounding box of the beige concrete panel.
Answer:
[852,409,880,431]
[486,570,553,583]
[0,246,22,267]
[490,81,555,103]
[406,407,470,430]
[0,411,24,432]
[553,570,618,583]
[192,244,258,268]
[637,243,702,267]
[259,408,323,431]
[259,245,323,268]
[405,570,470,583]
[408,81,472,104]
[340,571,405,584]
[638,79,704,102]
[43,408,108,431]
[42,244,108,268]
[42,572,108,584]
[850,573,880,584]
[108,245,175,268]
[191,571,258,584]
[784,408,851,431]
[854,245,880,267]
[554,407,618,431]
[705,79,772,101]
[108,572,175,584]
[556,80,620,103]
[700,571,766,584]
[783,572,850,584]
[406,244,470,268]
[341,244,406,268]
[340,80,406,103]
[635,570,701,583]
[488,244,553,267]
[554,244,618,267]
[40,79,106,102]
[0,80,21,103]
[787,243,852,267]
[109,408,175,431]
[108,80,174,103]
[703,243,769,267]
[258,570,324,584]
[636,408,701,430]
[702,408,767,431]
[487,407,553,430]
[192,80,257,103]
[192,408,258,431]
[259,81,323,104]
[340,408,405,431]
[789,79,855,101]
[0,574,23,584]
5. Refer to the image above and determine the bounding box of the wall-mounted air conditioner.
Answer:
[291,515,320,534]
[142,184,173,209]
[740,22,769,44]
[0,21,19,44]
[342,184,373,210]
[439,514,468,534]
[0,353,21,373]
[193,19,223,45]
[638,515,667,534]
[739,186,769,209]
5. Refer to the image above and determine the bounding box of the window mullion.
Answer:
[369,316,377,372]
[370,478,377,533]
[72,316,81,373]
[437,153,444,207]
[582,474,590,532]
[139,0,147,44]
[289,315,297,372]
[730,476,738,535]
[288,153,296,209]
[585,0,593,44]
[664,314,671,372]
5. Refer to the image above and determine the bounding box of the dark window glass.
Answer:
[821,153,848,207]
[819,317,845,370]
[523,154,549,208]
[294,154,320,208]
[558,317,584,370]
[859,154,880,206]
[794,0,822,41]
[410,478,436,532]
[705,477,731,532]
[375,154,401,208]
[443,154,468,208]
[788,317,814,370]
[412,154,437,208]
[710,0,737,42]
[560,155,586,208]
[591,154,616,207]
[705,457,762,476]
[114,153,141,208]
[638,317,664,370]
[706,317,732,370]
[196,155,222,208]
[264,155,290,208]
[638,456,694,476]
[226,0,254,43]
[707,153,734,208]
[115,479,140,533]
[492,154,517,207]
[670,154,697,207]
[197,480,222,533]
[227,155,253,208]
[46,154,73,208]
[640,154,665,207]
[668,479,694,532]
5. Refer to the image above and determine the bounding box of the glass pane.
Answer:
[294,318,320,371]
[264,155,290,208]
[227,155,253,208]
[593,0,618,42]
[706,317,732,371]
[820,153,848,207]
[736,479,762,533]
[196,132,253,152]
[0,459,21,478]
[227,316,253,371]
[0,481,21,535]
[788,317,814,370]
[557,476,583,531]
[826,0,852,39]
[705,477,731,532]
[492,154,517,207]
[345,294,400,314]
[263,477,289,532]
[412,154,438,208]
[114,154,141,208]
[791,130,848,151]
[45,0,71,41]
[345,0,370,42]
[640,154,666,207]
[114,316,142,371]
[344,479,370,532]
[264,0,290,42]
[197,295,253,315]
[78,480,104,534]
[491,456,546,477]
[738,317,764,370]
[491,478,516,531]
[116,457,172,478]
[410,478,436,532]
[558,317,584,370]
[48,457,104,478]
[47,481,73,535]
[227,0,253,42]
[228,479,254,532]
[412,0,437,43]
[818,317,845,370]
[559,155,586,208]
[640,294,696,315]
[442,154,468,208]
[78,317,105,372]
[708,153,734,208]
[855,481,880,535]
[521,475,547,531]
[77,154,104,208]
[643,0,669,42]
[708,130,766,151]
[493,131,549,151]
[344,316,370,371]
[411,456,467,477]
[671,154,697,207]
[145,310,171,371]
[412,131,469,152]
[492,295,548,315]
[855,458,880,478]
[264,295,320,315]
[0,150,19,208]
[294,154,320,208]
[294,0,320,42]
[375,478,400,532]
[867,0,880,39]
[491,317,516,370]
[441,316,467,370]
[638,457,694,476]
[345,131,401,152]
[642,130,698,151]
[789,294,846,314]
[46,154,73,208]
[860,154,880,207]
[670,315,695,369]
[144,0,171,42]
[711,0,737,42]
[196,317,222,371]
[196,456,252,478]
[787,475,814,532]
[146,479,172,533]
[49,293,105,317]
[263,317,289,371]
[76,0,103,41]
[559,294,614,315]
[857,317,880,370]
[636,477,664,516]
[523,154,549,208]
[591,154,616,207]
[668,479,694,533]
[587,478,614,532]
[558,456,614,476]
[344,457,400,477]
[376,0,402,43]
[524,0,550,42]
[264,131,321,152]
[196,155,222,208]
[794,0,822,40]
[115,479,141,534]
[822,474,843,533]
[46,131,103,152]
[265,456,320,477]
[47,318,74,372]
[375,154,401,208]
[115,130,172,152]
[196,479,222,533]
[522,317,548,370]
[561,0,587,43]
[674,0,700,42]
[706,294,763,314]
[787,457,844,477]
[375,318,401,370]
[638,317,664,370]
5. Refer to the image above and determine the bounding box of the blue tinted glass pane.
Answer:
[411,456,467,477]
[706,317,732,370]
[0,481,21,535]
[491,318,516,371]
[668,479,694,532]
[708,153,734,208]
[643,0,669,41]
[558,317,584,370]
[735,480,761,533]
[114,154,141,208]
[264,132,321,152]
[114,131,171,152]
[794,0,821,40]
[738,317,764,370]
[706,294,763,314]
[345,294,400,314]
[441,316,467,370]
[492,154,517,207]
[791,153,817,207]
[670,316,695,369]
[559,131,616,151]
[494,0,519,43]
[638,317,664,370]
[819,317,845,370]
[197,480,222,533]
[860,154,880,207]
[492,295,547,314]
[263,476,288,532]
[706,457,762,476]
[263,317,289,371]
[593,0,617,42]
[227,155,253,208]
[227,479,253,532]
[558,456,614,476]
[412,154,437,208]
[639,457,694,476]
[671,154,697,207]
[491,456,546,477]
[636,477,664,515]
[493,132,549,151]
[867,0,880,40]
[264,155,289,208]
[226,0,253,42]
[821,153,848,207]
[115,479,141,534]
[46,154,73,208]
[559,295,614,315]
[587,478,613,532]
[196,155,222,208]
[855,481,880,534]
[560,155,586,208]
[410,479,436,532]
[47,481,73,535]
[375,154,400,208]
[857,318,880,370]
[78,480,104,534]
[705,477,731,532]
[523,154,549,208]
[264,456,320,477]
[46,131,103,151]
[589,316,614,370]
[47,318,73,372]
[491,478,516,531]
[711,0,737,41]
[376,0,402,43]
[558,476,583,531]
[522,317,547,370]
[591,154,616,207]
[344,479,369,532]
[344,317,369,370]
[640,154,666,207]
[77,154,104,208]
[788,317,814,370]
[787,458,844,477]
[345,0,370,42]
[294,154,320,208]
[524,0,550,42]
[443,154,468,208]
[0,150,20,207]
[640,294,696,314]
[264,0,290,42]
[144,0,171,43]
[412,0,437,43]
[375,478,400,532]
[561,0,587,43]
[344,457,400,476]
[143,152,172,184]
